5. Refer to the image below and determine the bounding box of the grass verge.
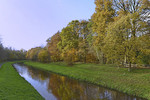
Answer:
[24,61,150,100]
[0,61,44,100]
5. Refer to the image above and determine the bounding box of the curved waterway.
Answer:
[13,64,146,100]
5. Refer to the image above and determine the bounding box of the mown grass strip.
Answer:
[24,61,150,100]
[0,61,44,100]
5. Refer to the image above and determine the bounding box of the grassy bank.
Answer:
[0,61,44,100]
[24,61,150,100]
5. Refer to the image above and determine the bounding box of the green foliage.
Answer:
[58,20,81,64]
[0,47,26,62]
[38,49,50,63]
[140,54,150,64]
[58,20,79,51]
[0,37,27,61]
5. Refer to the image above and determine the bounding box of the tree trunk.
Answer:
[128,62,131,72]
[124,55,127,67]
[95,48,101,63]
[102,54,105,64]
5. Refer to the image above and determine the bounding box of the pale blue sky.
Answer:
[0,0,95,50]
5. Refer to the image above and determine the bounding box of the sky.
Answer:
[0,0,95,50]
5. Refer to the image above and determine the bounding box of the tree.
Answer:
[58,20,80,64]
[109,0,150,71]
[26,47,42,61]
[104,15,131,66]
[0,41,5,61]
[47,31,61,62]
[78,20,90,63]
[38,49,50,63]
[137,34,150,65]
[92,0,115,64]
[63,48,78,65]
[104,11,149,71]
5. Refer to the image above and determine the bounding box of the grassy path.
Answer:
[0,61,44,100]
[24,61,150,100]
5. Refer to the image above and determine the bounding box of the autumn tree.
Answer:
[26,47,42,61]
[92,0,115,64]
[24,0,149,69]
[78,20,90,63]
[58,20,80,65]
[104,0,150,71]
[104,15,132,66]
[47,31,61,62]
[38,49,50,63]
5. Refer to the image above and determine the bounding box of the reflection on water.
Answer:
[13,64,146,100]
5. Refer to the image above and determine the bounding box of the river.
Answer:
[13,64,146,100]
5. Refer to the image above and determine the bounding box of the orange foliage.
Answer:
[47,32,61,62]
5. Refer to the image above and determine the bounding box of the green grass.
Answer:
[0,61,44,100]
[24,61,150,100]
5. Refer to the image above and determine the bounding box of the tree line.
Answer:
[26,0,150,70]
[0,40,26,62]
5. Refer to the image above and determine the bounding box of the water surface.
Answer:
[13,64,146,100]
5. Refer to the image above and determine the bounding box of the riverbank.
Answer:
[0,61,44,100]
[24,61,150,100]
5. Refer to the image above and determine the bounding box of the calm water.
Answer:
[13,64,146,100]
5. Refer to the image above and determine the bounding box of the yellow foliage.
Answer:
[38,49,50,63]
